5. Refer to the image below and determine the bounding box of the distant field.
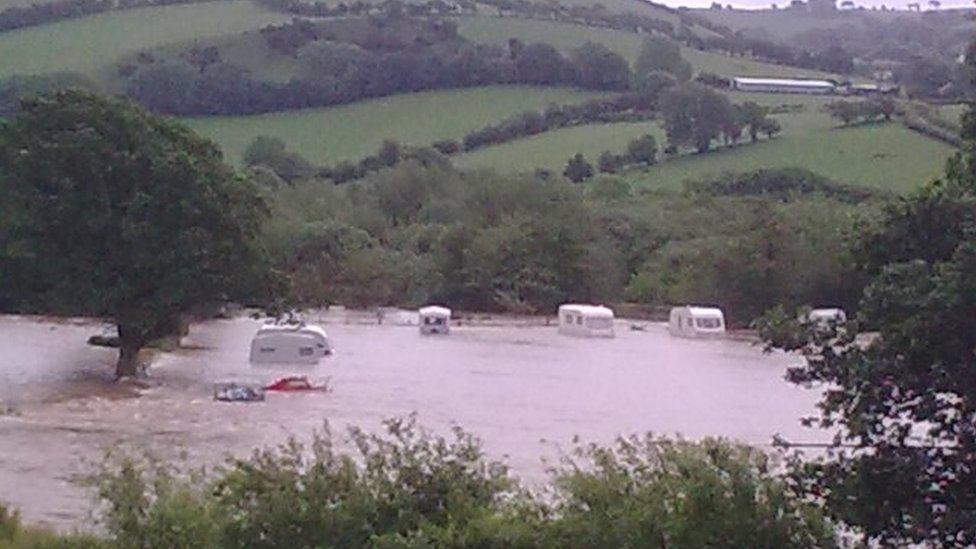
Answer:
[456,16,840,79]
[456,121,665,173]
[0,0,45,7]
[694,9,857,40]
[451,90,952,192]
[0,1,287,82]
[626,109,953,193]
[185,86,610,165]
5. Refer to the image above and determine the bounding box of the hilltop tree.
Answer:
[626,134,658,166]
[570,42,632,91]
[597,150,620,173]
[635,36,693,83]
[826,100,860,125]
[0,91,272,377]
[515,43,570,85]
[739,101,773,142]
[243,135,317,182]
[564,153,594,183]
[660,84,737,153]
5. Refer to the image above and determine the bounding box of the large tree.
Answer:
[660,84,737,153]
[0,91,272,377]
[758,94,976,545]
[634,36,692,83]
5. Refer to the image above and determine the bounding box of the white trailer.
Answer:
[558,304,615,338]
[418,305,451,335]
[806,308,847,324]
[668,306,726,338]
[249,324,331,364]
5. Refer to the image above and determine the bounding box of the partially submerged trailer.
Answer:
[668,306,726,338]
[558,304,615,338]
[248,324,331,365]
[806,308,847,324]
[418,306,451,334]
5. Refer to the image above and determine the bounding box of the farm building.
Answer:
[732,77,836,94]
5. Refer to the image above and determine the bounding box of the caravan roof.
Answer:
[685,306,724,318]
[559,304,614,318]
[419,305,451,317]
[256,324,328,340]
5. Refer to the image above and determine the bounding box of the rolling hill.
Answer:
[0,0,288,84]
[185,86,610,165]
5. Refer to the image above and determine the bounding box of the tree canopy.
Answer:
[0,90,273,377]
[758,91,976,545]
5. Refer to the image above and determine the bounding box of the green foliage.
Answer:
[267,161,868,325]
[74,419,833,548]
[243,135,318,183]
[0,91,274,376]
[569,42,632,91]
[684,167,878,203]
[660,83,737,153]
[563,153,594,183]
[0,502,106,548]
[548,435,836,548]
[757,107,976,544]
[626,133,658,166]
[635,36,693,83]
[0,73,96,118]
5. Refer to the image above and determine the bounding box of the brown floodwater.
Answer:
[0,312,829,531]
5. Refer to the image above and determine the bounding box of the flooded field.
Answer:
[0,312,829,530]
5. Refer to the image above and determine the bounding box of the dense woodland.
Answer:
[121,15,634,115]
[259,159,870,326]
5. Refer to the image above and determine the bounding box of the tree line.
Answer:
[122,16,635,116]
[0,0,213,32]
[826,98,896,126]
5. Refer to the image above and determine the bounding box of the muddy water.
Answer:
[0,313,829,530]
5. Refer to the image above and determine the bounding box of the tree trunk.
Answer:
[115,324,143,379]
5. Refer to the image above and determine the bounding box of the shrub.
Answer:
[77,420,834,548]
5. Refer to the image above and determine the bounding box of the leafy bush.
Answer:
[75,419,834,548]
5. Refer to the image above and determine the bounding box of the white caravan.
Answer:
[806,308,847,324]
[558,304,615,338]
[668,306,726,338]
[418,305,451,335]
[249,324,331,365]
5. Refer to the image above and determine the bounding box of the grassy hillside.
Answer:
[0,0,287,82]
[450,91,952,192]
[455,121,665,174]
[185,86,609,164]
[456,16,840,79]
[628,111,954,194]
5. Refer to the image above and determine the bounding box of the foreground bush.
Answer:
[73,417,836,548]
[0,503,106,548]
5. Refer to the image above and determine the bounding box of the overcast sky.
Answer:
[658,0,974,9]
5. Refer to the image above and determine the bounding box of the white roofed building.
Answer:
[732,77,836,94]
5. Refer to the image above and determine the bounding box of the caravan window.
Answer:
[576,316,582,325]
[586,317,612,330]
[259,347,275,353]
[696,318,721,329]
[299,347,315,357]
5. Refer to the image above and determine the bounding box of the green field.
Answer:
[456,121,665,173]
[185,86,610,165]
[628,112,954,194]
[450,90,953,192]
[456,16,840,79]
[0,0,287,82]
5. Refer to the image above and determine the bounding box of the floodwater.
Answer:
[0,312,830,530]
